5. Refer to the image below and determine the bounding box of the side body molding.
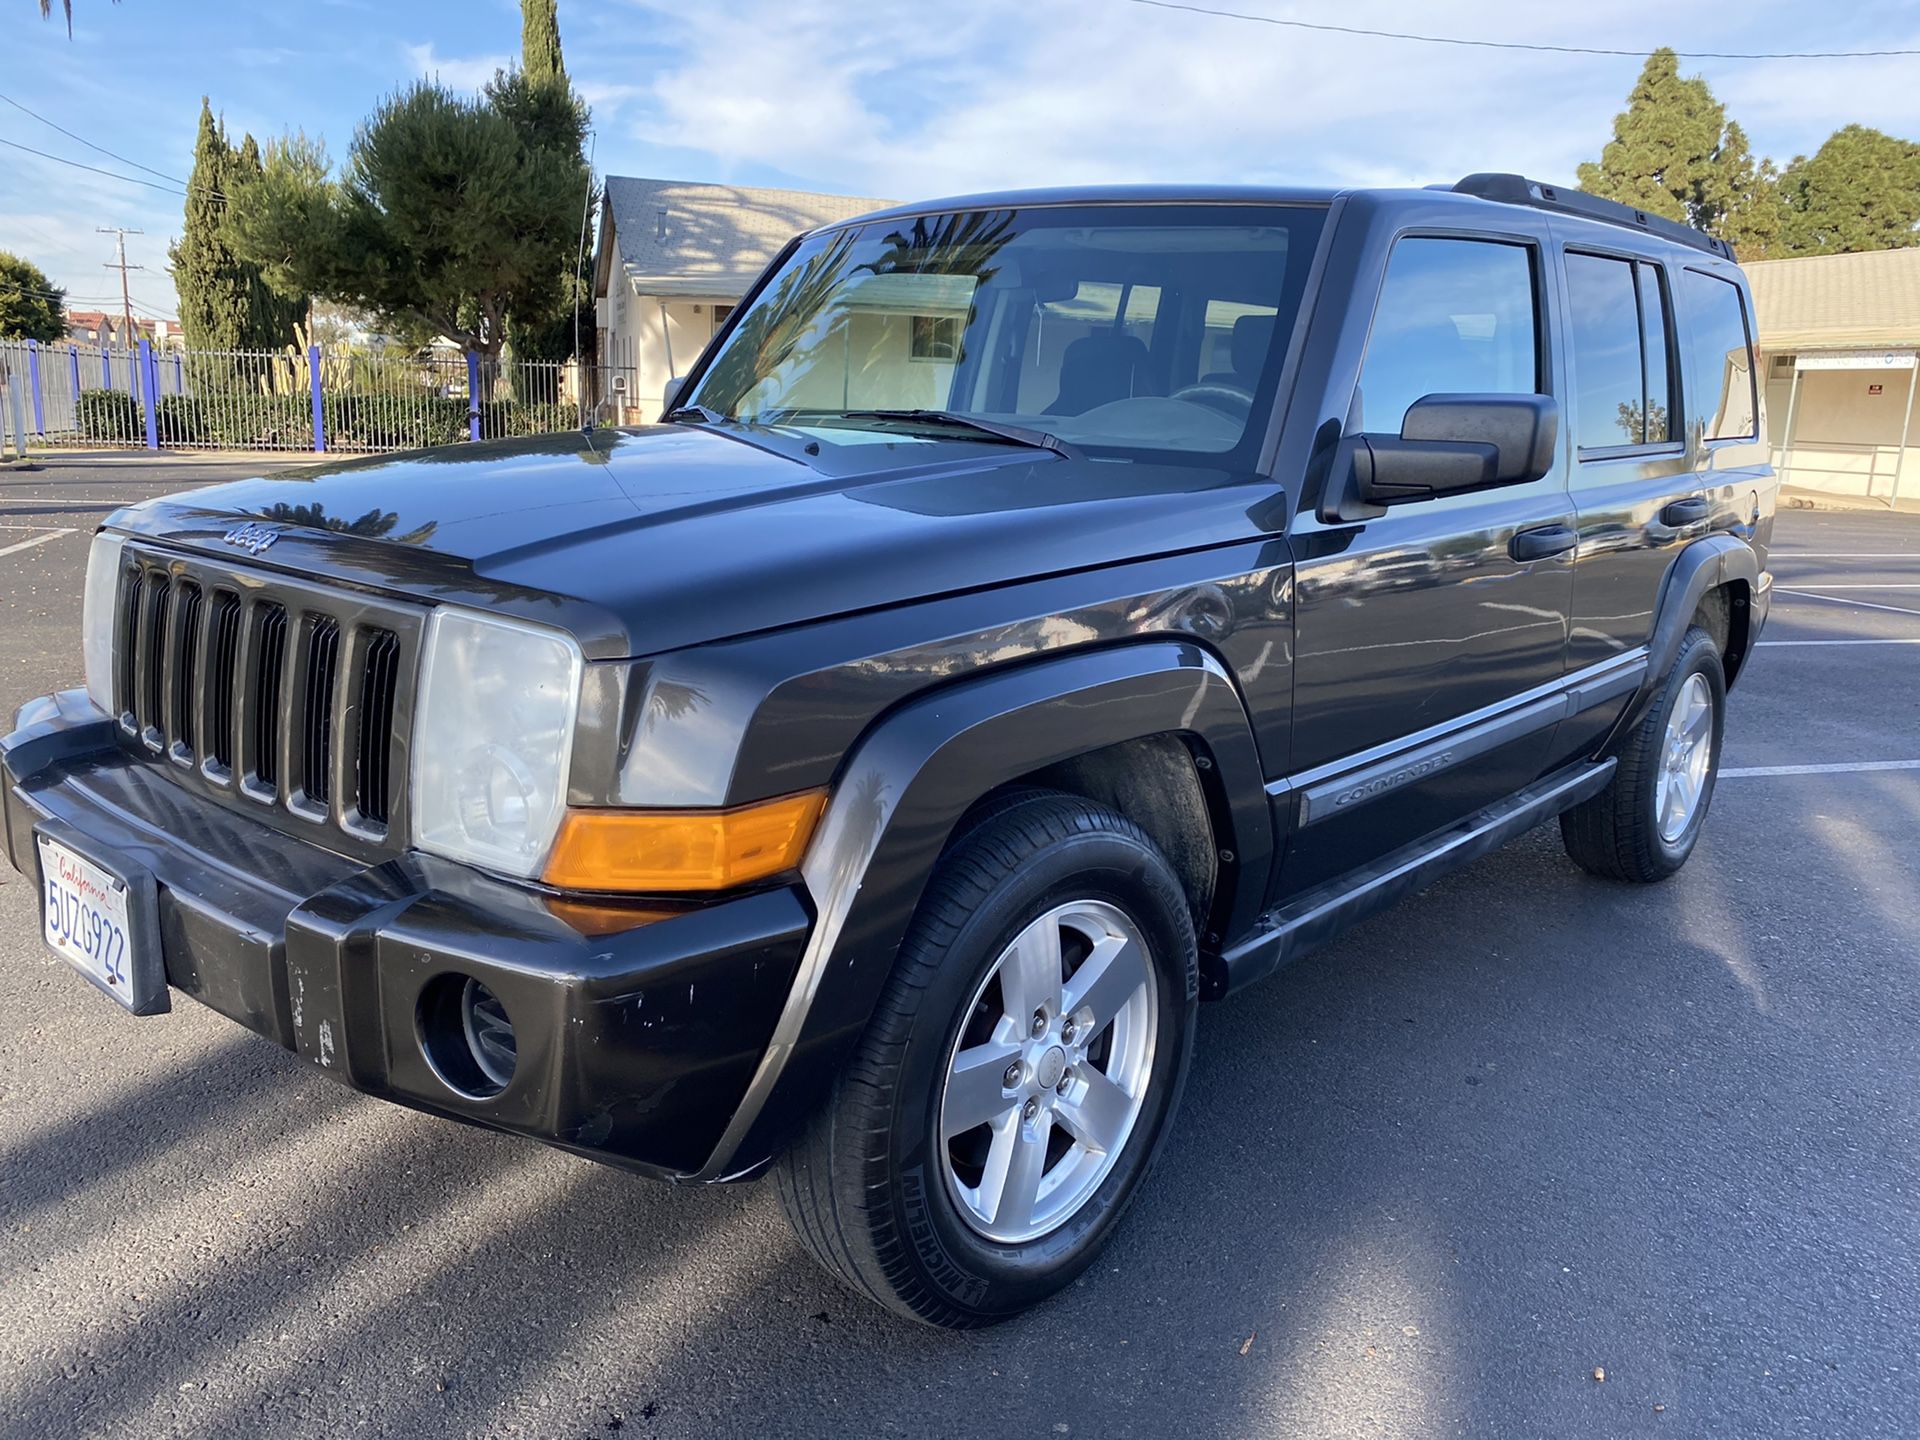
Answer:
[688,641,1273,1182]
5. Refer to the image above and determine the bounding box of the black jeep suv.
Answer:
[5,175,1773,1327]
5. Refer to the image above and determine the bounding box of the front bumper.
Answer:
[2,692,811,1181]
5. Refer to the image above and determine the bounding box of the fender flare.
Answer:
[687,640,1273,1181]
[1624,533,1761,729]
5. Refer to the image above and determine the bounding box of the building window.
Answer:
[910,314,961,362]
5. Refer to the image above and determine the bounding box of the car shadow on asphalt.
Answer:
[4,813,1912,1438]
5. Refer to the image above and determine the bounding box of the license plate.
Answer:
[38,834,145,1009]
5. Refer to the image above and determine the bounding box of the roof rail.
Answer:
[1452,173,1736,262]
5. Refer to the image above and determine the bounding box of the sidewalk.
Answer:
[1780,484,1920,516]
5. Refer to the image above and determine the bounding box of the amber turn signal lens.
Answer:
[541,790,827,893]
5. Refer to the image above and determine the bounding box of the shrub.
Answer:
[75,389,141,442]
[479,399,581,438]
[156,395,210,445]
[322,392,466,450]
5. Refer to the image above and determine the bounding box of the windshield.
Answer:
[686,203,1328,463]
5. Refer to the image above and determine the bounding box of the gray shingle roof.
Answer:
[1745,246,1920,352]
[601,176,893,298]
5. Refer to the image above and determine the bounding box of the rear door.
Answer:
[1279,226,1575,899]
[1552,237,1765,759]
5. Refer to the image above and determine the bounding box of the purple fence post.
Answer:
[309,344,326,453]
[174,352,183,395]
[26,341,44,436]
[68,345,80,410]
[100,344,111,389]
[466,351,482,442]
[136,339,159,449]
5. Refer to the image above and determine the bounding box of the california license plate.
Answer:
[37,833,148,1010]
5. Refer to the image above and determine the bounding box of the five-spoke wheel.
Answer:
[939,900,1158,1242]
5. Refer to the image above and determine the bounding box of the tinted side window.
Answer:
[1564,252,1679,451]
[1639,265,1673,443]
[1565,253,1643,449]
[1682,269,1758,440]
[1357,238,1539,433]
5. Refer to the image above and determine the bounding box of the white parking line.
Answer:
[1758,638,1920,647]
[0,529,74,559]
[1722,760,1920,778]
[1774,583,1920,589]
[1774,553,1919,559]
[1776,588,1920,618]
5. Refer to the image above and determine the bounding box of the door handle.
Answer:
[1510,524,1577,563]
[1661,497,1710,527]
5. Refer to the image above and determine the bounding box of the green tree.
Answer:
[224,84,586,366]
[0,251,66,342]
[1577,49,1727,226]
[37,0,116,35]
[171,101,304,353]
[1708,122,1786,258]
[522,0,564,83]
[499,0,595,366]
[1779,125,1920,256]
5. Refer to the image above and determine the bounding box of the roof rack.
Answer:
[1451,173,1736,262]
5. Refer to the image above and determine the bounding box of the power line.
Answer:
[0,88,187,185]
[1113,0,1920,60]
[0,134,185,195]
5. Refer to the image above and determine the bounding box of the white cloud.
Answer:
[605,0,1920,200]
[403,41,510,95]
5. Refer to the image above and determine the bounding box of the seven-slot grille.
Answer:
[112,545,421,851]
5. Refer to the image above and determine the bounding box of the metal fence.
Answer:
[0,339,639,456]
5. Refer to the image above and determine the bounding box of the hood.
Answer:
[112,425,1277,658]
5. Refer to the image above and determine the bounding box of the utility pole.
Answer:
[99,227,145,345]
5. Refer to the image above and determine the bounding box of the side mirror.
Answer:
[659,374,688,417]
[1319,393,1559,524]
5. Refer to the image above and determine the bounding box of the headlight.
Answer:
[81,531,126,715]
[411,608,583,878]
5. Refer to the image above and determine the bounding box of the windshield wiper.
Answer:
[835,409,1082,460]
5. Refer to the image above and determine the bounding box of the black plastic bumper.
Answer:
[2,692,811,1181]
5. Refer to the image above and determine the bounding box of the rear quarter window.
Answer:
[1681,269,1758,440]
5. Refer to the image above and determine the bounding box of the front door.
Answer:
[1280,232,1575,898]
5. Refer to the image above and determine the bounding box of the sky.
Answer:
[4,0,1918,323]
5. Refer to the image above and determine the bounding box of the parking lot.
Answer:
[1,455,1916,1439]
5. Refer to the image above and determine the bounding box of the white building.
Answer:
[591,176,892,422]
[1748,246,1920,507]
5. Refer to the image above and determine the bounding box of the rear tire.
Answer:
[775,790,1197,1328]
[1561,625,1725,882]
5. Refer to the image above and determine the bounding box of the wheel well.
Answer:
[1693,580,1753,688]
[957,734,1221,932]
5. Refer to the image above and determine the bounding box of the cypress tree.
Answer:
[522,0,565,84]
[171,98,303,353]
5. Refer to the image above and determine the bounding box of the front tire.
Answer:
[775,790,1197,1328]
[1561,624,1726,882]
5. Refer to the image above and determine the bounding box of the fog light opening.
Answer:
[418,973,518,1099]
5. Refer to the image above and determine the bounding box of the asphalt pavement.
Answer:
[1,453,1917,1439]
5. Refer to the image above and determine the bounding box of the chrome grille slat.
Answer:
[108,545,421,859]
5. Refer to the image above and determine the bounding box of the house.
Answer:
[592,176,892,421]
[63,310,184,351]
[1747,246,1920,506]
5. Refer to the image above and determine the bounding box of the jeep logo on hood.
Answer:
[222,522,282,555]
